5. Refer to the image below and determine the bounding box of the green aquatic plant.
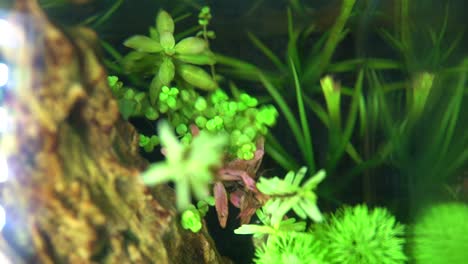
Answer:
[254,232,327,264]
[108,75,278,160]
[141,121,227,211]
[215,0,360,174]
[180,205,203,233]
[410,202,468,264]
[234,167,325,257]
[234,206,307,237]
[108,75,158,120]
[256,167,326,227]
[180,197,215,233]
[122,9,217,92]
[311,204,406,264]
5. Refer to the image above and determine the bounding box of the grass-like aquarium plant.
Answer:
[0,0,467,263]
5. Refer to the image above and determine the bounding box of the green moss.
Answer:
[411,202,468,264]
[311,204,406,264]
[254,232,327,264]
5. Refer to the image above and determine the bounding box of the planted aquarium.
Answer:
[0,0,467,263]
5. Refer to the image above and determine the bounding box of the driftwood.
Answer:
[0,0,229,263]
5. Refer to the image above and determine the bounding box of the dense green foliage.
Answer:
[254,232,326,264]
[410,203,468,264]
[72,0,468,263]
[141,121,226,211]
[311,205,406,264]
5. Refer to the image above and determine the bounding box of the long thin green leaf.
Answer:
[305,0,356,82]
[81,0,123,28]
[345,144,363,163]
[289,0,304,14]
[304,95,362,164]
[334,141,393,193]
[175,25,201,40]
[247,31,286,72]
[100,40,124,61]
[290,57,315,172]
[258,72,307,160]
[328,58,402,72]
[245,0,266,16]
[287,8,301,74]
[446,133,468,176]
[214,53,259,71]
[328,70,364,170]
[438,61,467,158]
[358,92,367,136]
[173,12,192,23]
[304,96,329,126]
[378,29,404,54]
[265,134,300,171]
[436,4,450,44]
[441,31,464,63]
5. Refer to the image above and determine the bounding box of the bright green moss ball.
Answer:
[254,232,327,264]
[411,202,468,264]
[312,205,406,264]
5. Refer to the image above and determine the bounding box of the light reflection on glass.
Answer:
[0,107,13,134]
[0,154,7,183]
[0,63,7,87]
[0,205,4,231]
[0,18,18,48]
[0,14,13,264]
[0,251,11,264]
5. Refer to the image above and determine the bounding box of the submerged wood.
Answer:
[0,1,230,263]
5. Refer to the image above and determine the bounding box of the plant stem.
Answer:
[304,0,356,83]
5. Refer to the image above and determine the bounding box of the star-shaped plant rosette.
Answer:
[141,122,269,229]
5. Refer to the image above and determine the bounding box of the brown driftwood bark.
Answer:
[0,1,229,263]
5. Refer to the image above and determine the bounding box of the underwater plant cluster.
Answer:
[101,2,468,263]
[1,0,464,263]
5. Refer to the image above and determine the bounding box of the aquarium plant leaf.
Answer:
[124,35,163,53]
[247,31,285,72]
[286,8,301,74]
[175,37,207,54]
[181,205,203,233]
[328,58,402,73]
[264,133,300,171]
[290,56,315,172]
[328,70,364,171]
[174,51,216,65]
[258,72,307,160]
[177,64,218,91]
[304,0,356,83]
[234,208,306,236]
[141,121,227,211]
[213,181,229,228]
[85,0,124,28]
[156,10,175,34]
[257,167,326,226]
[122,9,217,91]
